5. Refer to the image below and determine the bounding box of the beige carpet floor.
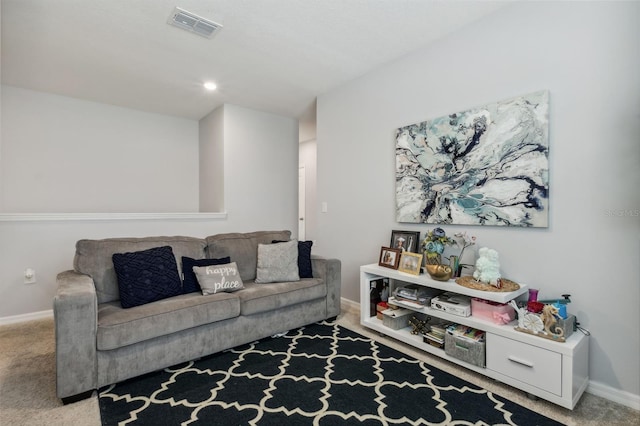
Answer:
[1,305,638,426]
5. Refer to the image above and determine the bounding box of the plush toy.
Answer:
[473,247,501,287]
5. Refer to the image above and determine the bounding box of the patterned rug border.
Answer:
[99,321,564,426]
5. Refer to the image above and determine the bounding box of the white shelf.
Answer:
[361,315,487,375]
[361,264,589,410]
[361,263,528,304]
[383,295,584,356]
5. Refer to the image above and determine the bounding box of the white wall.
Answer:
[199,105,225,212]
[222,104,299,233]
[1,86,199,212]
[317,1,639,402]
[299,140,318,241]
[298,100,317,143]
[0,7,3,212]
[0,101,299,319]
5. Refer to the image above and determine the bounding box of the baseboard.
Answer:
[587,380,640,411]
[340,297,360,313]
[0,309,53,326]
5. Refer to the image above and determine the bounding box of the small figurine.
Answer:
[473,247,501,287]
[509,300,543,333]
[541,304,564,337]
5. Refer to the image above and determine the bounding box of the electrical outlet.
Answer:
[24,268,36,284]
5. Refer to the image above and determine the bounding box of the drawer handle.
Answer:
[508,356,534,368]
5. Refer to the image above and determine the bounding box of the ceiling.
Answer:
[1,0,508,121]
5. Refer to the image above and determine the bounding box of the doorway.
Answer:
[298,166,306,240]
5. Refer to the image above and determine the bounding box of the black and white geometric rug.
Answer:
[99,322,563,426]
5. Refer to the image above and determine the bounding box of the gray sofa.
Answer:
[53,230,341,403]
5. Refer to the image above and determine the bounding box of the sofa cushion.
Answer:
[238,278,326,316]
[75,236,207,304]
[205,231,291,282]
[273,240,314,278]
[297,241,313,278]
[182,256,231,294]
[193,262,244,295]
[112,246,183,308]
[96,292,241,350]
[255,240,300,283]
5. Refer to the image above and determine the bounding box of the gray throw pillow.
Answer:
[192,262,244,295]
[255,240,300,283]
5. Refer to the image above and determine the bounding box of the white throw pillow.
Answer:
[255,240,300,283]
[192,262,244,295]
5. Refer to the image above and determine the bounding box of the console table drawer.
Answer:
[486,334,562,396]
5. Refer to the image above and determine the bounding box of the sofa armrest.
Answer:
[53,270,98,400]
[311,256,342,318]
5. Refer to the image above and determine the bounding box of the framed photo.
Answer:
[378,247,401,269]
[390,230,421,253]
[398,252,423,275]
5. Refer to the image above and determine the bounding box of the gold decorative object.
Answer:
[425,264,452,281]
[409,315,429,335]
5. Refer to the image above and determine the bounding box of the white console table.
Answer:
[360,263,589,410]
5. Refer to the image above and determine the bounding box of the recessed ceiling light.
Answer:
[204,82,217,91]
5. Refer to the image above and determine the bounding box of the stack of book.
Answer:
[422,320,451,348]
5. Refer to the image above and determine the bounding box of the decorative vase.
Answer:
[449,255,459,278]
[424,251,441,265]
[425,264,453,281]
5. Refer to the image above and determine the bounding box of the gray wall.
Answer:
[316,1,639,402]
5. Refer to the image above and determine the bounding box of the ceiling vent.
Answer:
[167,7,222,39]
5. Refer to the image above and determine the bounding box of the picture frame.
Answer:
[378,247,401,269]
[390,230,421,253]
[398,251,423,275]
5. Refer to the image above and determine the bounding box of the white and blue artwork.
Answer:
[396,91,549,227]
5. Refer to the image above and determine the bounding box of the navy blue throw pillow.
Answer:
[112,246,182,309]
[181,256,231,294]
[297,241,313,278]
[272,240,313,278]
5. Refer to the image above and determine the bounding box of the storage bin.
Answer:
[382,308,412,330]
[471,298,516,324]
[444,325,486,368]
[555,314,575,338]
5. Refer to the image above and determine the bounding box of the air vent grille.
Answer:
[168,7,222,39]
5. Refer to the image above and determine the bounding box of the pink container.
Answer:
[471,298,516,324]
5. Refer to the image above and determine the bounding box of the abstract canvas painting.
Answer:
[395,91,549,227]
